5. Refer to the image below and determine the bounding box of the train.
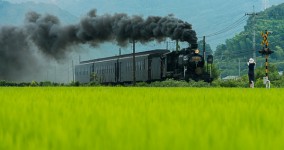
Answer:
[75,44,213,84]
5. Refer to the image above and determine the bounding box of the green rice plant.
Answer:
[0,87,283,150]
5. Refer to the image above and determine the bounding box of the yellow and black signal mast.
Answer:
[259,30,273,88]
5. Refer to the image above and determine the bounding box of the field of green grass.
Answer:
[0,87,284,150]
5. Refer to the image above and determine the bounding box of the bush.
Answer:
[188,80,211,87]
[69,81,80,87]
[149,79,189,87]
[0,80,7,86]
[30,81,38,87]
[89,81,100,86]
[39,81,53,86]
[211,78,247,88]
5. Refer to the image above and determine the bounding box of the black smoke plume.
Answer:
[0,9,197,81]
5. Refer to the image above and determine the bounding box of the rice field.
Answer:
[0,87,284,150]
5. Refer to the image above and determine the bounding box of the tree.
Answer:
[274,46,284,60]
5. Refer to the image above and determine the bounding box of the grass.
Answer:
[0,87,284,150]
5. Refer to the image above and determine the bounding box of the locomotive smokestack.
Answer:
[0,9,198,81]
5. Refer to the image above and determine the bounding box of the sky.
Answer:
[2,0,283,82]
[5,0,284,50]
[5,0,283,55]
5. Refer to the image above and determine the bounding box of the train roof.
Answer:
[80,49,170,64]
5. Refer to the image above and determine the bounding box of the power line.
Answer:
[205,26,245,43]
[204,15,248,38]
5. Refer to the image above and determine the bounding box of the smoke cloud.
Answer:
[0,9,197,81]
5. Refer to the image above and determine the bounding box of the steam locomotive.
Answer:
[75,44,213,84]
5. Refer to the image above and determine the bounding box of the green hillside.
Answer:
[214,3,284,78]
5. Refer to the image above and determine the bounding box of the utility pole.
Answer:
[68,63,70,83]
[72,60,74,82]
[176,40,180,51]
[203,36,206,61]
[131,40,136,86]
[238,58,241,77]
[246,6,258,61]
[54,65,56,83]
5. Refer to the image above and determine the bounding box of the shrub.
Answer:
[0,80,7,86]
[30,81,39,87]
[70,81,80,87]
[89,81,100,86]
[39,81,53,86]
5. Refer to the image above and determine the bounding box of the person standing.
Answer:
[247,58,256,88]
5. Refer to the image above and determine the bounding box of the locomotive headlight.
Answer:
[194,49,200,54]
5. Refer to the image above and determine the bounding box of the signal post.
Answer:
[259,30,273,88]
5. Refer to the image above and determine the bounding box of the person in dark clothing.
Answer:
[247,58,256,88]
